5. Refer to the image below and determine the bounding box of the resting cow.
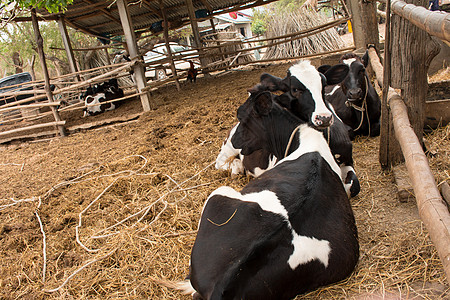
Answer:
[319,50,381,138]
[216,60,360,197]
[176,91,359,300]
[82,79,125,117]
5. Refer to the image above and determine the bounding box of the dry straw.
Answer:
[0,62,447,299]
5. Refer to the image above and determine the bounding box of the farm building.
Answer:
[0,0,449,298]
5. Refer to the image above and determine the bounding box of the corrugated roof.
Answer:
[36,0,274,39]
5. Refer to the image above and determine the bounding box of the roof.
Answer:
[33,0,274,40]
[215,11,253,24]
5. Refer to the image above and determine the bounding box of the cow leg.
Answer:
[340,165,360,198]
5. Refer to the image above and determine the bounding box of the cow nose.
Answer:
[347,88,362,100]
[313,113,333,128]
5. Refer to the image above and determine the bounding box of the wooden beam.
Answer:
[185,0,208,74]
[391,0,450,42]
[116,0,153,111]
[57,16,81,81]
[389,87,450,282]
[0,121,66,138]
[30,9,67,137]
[81,0,122,25]
[161,2,181,90]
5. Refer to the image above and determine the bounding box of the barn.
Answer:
[0,0,449,298]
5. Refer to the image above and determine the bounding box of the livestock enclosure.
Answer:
[0,63,448,299]
[1,0,450,298]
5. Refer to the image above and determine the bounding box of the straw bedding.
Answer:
[0,62,448,299]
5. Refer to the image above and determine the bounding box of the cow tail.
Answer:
[151,277,196,295]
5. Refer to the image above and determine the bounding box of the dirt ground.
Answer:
[0,61,449,299]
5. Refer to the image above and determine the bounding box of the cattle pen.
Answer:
[0,0,450,299]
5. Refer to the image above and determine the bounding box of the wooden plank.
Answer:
[424,99,450,129]
[0,121,66,138]
[393,164,415,202]
[67,113,142,132]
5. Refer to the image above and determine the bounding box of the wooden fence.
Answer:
[368,0,450,281]
[0,11,352,144]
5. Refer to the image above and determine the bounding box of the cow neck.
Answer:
[348,75,370,134]
[262,106,302,160]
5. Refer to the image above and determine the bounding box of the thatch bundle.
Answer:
[203,31,254,70]
[264,8,345,59]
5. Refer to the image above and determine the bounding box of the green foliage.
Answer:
[251,19,266,36]
[11,0,73,13]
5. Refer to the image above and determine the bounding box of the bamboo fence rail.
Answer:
[367,47,450,283]
[391,0,450,42]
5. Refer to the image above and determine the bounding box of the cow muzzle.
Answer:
[312,113,333,129]
[347,88,362,101]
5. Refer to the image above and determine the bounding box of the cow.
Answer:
[318,50,381,138]
[174,91,359,300]
[216,60,360,198]
[82,78,125,117]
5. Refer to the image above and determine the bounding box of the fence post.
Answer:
[386,0,440,166]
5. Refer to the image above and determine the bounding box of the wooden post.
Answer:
[116,0,153,111]
[388,0,440,166]
[160,1,181,90]
[31,8,67,137]
[57,16,81,81]
[360,0,380,49]
[347,0,365,48]
[185,0,209,75]
[379,0,395,168]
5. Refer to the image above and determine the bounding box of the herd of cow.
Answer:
[168,50,381,300]
[79,50,381,299]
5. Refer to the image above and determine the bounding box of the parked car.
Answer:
[143,42,200,80]
[0,72,33,106]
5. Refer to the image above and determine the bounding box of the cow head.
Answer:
[83,93,105,117]
[338,51,369,103]
[248,60,348,129]
[231,91,301,157]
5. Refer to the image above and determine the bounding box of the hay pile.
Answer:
[0,62,448,299]
[264,8,345,59]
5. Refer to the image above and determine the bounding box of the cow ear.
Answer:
[318,64,332,74]
[361,50,369,68]
[259,73,289,92]
[254,92,273,116]
[323,64,349,85]
[275,93,292,110]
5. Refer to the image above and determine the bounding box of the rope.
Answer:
[345,75,370,133]
[284,125,302,158]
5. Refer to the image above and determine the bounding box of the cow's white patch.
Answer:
[248,154,278,178]
[279,125,341,181]
[342,58,357,66]
[289,61,331,125]
[215,123,241,173]
[325,85,341,96]
[289,235,330,269]
[206,186,331,269]
[340,165,356,197]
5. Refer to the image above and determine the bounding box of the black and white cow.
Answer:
[216,60,360,198]
[82,78,125,117]
[177,91,359,300]
[319,50,381,138]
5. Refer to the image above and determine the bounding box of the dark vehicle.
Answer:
[0,72,34,106]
